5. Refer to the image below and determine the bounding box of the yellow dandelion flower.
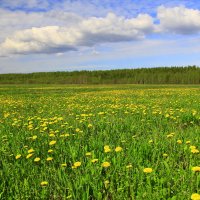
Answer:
[192,166,200,172]
[48,149,53,153]
[167,134,173,138]
[148,140,153,144]
[191,149,199,154]
[102,162,111,168]
[191,193,200,200]
[163,153,168,157]
[60,134,65,137]
[34,157,40,162]
[190,146,196,149]
[143,168,153,173]
[49,140,56,145]
[104,148,111,153]
[104,145,111,153]
[91,159,98,163]
[46,157,53,161]
[85,152,92,156]
[61,163,67,167]
[26,154,33,159]
[74,162,81,167]
[49,134,55,137]
[104,180,109,189]
[40,181,48,186]
[32,135,37,140]
[104,145,110,149]
[75,128,80,132]
[126,164,133,169]
[186,141,191,144]
[88,124,93,128]
[115,146,123,152]
[177,140,182,144]
[15,154,21,159]
[104,180,109,184]
[28,148,34,153]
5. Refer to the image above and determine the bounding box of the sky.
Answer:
[1,0,200,73]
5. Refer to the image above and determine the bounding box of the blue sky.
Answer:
[0,0,200,73]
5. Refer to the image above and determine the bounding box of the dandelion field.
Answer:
[0,84,199,199]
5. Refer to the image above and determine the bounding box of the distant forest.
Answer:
[0,66,200,84]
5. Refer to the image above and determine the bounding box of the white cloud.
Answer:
[0,12,154,56]
[157,6,200,34]
[0,8,82,42]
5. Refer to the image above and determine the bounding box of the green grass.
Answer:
[0,85,199,199]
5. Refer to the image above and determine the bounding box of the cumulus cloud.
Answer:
[0,8,82,41]
[157,6,200,34]
[1,4,200,57]
[0,13,154,56]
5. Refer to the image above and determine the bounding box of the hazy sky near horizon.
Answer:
[1,0,200,73]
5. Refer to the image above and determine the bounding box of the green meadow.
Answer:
[0,85,199,199]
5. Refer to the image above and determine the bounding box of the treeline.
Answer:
[0,66,200,84]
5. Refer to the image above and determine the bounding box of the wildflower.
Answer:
[191,149,199,154]
[34,157,40,162]
[26,154,33,159]
[104,145,110,149]
[167,134,173,138]
[102,162,111,168]
[104,180,109,189]
[191,193,200,200]
[91,159,98,163]
[15,154,21,159]
[186,141,191,144]
[28,148,34,153]
[75,128,80,132]
[40,181,48,186]
[143,168,153,173]
[48,149,53,153]
[192,166,200,172]
[148,140,153,144]
[49,140,56,145]
[49,134,55,137]
[46,157,53,161]
[177,140,182,144]
[163,153,168,157]
[61,163,67,167]
[104,145,111,153]
[115,146,123,152]
[85,152,92,156]
[88,124,93,128]
[190,146,196,150]
[74,162,81,167]
[32,135,37,140]
[126,164,133,169]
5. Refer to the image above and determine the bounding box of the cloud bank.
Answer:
[0,13,154,56]
[1,5,200,56]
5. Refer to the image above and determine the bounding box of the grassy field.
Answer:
[0,84,199,199]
